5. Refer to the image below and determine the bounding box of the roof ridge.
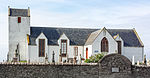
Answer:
[107,29,133,30]
[30,26,133,30]
[9,7,28,10]
[30,26,99,29]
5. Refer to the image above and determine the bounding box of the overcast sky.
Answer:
[0,0,150,62]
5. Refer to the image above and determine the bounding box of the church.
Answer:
[8,7,144,63]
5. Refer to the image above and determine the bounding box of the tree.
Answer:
[84,53,104,63]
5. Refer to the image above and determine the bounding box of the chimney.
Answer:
[8,6,10,16]
[28,7,30,17]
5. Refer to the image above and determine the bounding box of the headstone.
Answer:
[13,57,18,62]
[79,54,82,64]
[147,59,149,65]
[137,61,139,66]
[45,53,48,64]
[132,56,135,65]
[144,55,146,65]
[73,57,76,64]
[52,51,55,63]
[59,49,62,63]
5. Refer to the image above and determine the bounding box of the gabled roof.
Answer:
[9,7,29,17]
[29,27,143,47]
[85,29,103,45]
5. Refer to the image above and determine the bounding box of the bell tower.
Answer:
[8,6,30,62]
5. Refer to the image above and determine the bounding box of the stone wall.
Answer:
[132,65,150,78]
[0,54,150,78]
[0,64,99,78]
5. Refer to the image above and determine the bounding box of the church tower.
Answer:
[8,6,30,62]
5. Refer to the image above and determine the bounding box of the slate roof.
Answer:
[9,8,29,17]
[29,27,96,45]
[29,27,143,47]
[107,29,143,47]
[85,29,102,45]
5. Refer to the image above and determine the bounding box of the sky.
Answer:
[0,0,150,62]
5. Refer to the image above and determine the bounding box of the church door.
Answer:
[86,48,88,59]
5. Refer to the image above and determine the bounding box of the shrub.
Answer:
[19,60,27,63]
[84,53,104,63]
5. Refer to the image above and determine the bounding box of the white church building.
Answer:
[8,7,144,63]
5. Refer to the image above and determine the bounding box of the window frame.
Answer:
[86,48,88,59]
[101,37,109,52]
[39,39,45,57]
[61,40,67,57]
[74,47,78,56]
[117,41,122,54]
[18,17,21,23]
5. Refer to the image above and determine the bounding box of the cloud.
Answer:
[29,1,150,60]
[0,12,8,62]
[1,0,150,61]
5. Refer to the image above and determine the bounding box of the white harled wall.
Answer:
[92,29,118,55]
[115,35,124,55]
[29,33,48,63]
[29,33,84,63]
[9,16,30,61]
[48,46,59,63]
[84,45,92,59]
[124,47,144,62]
[69,45,84,62]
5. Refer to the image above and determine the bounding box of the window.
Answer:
[117,41,121,54]
[61,40,67,56]
[39,39,45,57]
[18,17,21,23]
[74,47,78,56]
[101,37,108,52]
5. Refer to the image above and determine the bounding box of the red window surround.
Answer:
[18,17,21,23]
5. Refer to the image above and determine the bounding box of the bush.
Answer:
[84,53,104,63]
[19,60,27,63]
[84,59,91,63]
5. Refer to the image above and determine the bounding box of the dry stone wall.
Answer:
[0,54,150,78]
[0,64,99,78]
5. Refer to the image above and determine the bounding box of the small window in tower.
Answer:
[18,17,21,23]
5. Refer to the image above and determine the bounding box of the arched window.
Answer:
[101,37,108,52]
